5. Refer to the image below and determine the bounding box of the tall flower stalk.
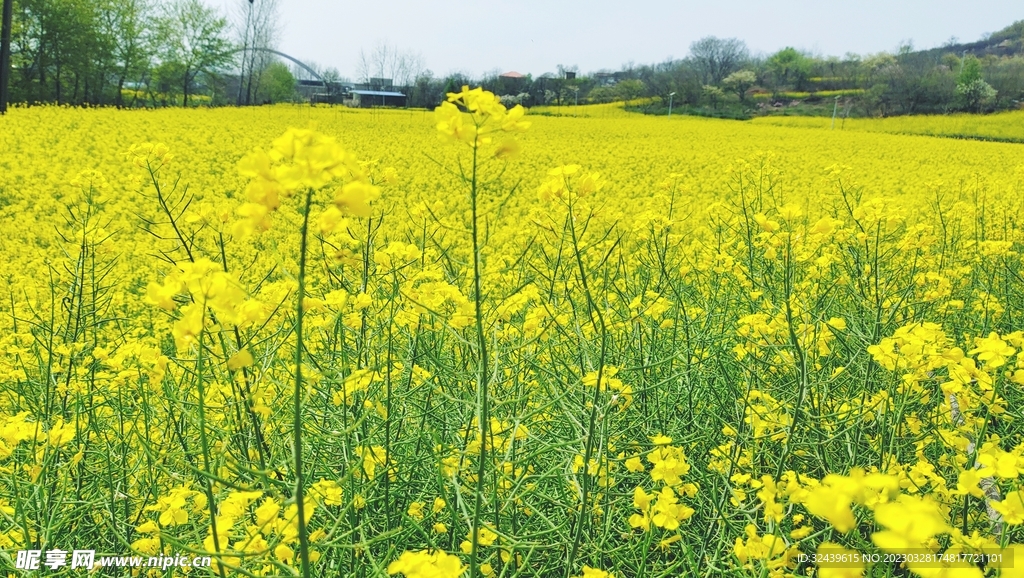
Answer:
[433,86,529,577]
[236,128,378,577]
[537,166,610,575]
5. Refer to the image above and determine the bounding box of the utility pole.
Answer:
[668,92,675,117]
[831,95,839,129]
[238,0,256,106]
[0,0,13,114]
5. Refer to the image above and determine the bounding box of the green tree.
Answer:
[985,56,1024,108]
[615,78,644,104]
[255,60,294,103]
[151,58,184,105]
[18,0,107,103]
[100,0,152,107]
[990,19,1024,47]
[957,78,997,112]
[723,69,756,102]
[156,0,232,107]
[956,55,996,112]
[701,84,724,110]
[767,47,812,94]
[586,86,616,103]
[957,54,983,85]
[408,69,443,108]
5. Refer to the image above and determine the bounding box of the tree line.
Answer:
[0,0,293,109]
[1,1,1021,118]
[364,22,1024,117]
[478,22,1023,118]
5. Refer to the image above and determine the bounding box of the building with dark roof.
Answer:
[346,89,407,108]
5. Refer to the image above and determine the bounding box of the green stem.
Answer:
[565,195,609,577]
[776,233,808,481]
[294,188,314,578]
[469,141,491,578]
[197,326,227,578]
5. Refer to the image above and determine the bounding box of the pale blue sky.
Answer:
[210,0,1020,78]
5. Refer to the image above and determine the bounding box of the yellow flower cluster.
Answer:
[435,85,529,151]
[145,257,268,350]
[581,366,633,411]
[388,550,466,578]
[800,469,1024,578]
[236,127,377,236]
[628,435,698,535]
[733,523,797,571]
[537,164,606,203]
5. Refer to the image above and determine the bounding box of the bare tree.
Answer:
[689,36,749,85]
[355,49,371,85]
[320,66,341,84]
[356,40,423,89]
[234,0,279,105]
[396,51,423,89]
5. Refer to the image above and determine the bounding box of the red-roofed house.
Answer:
[494,71,529,96]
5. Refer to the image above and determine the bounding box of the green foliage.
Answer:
[958,54,983,85]
[615,79,645,103]
[956,78,997,112]
[3,1,1023,119]
[990,19,1024,43]
[767,47,813,92]
[155,0,232,107]
[586,86,618,104]
[701,84,725,109]
[723,70,756,101]
[257,61,296,103]
[5,0,240,107]
[954,55,996,113]
[152,59,185,101]
[985,56,1024,107]
[10,0,110,103]
[101,0,153,107]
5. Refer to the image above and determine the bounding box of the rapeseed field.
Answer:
[753,109,1024,143]
[1,93,1024,578]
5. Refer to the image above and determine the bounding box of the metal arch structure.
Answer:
[223,46,337,104]
[239,47,327,85]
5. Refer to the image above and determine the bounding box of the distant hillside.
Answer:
[918,20,1024,59]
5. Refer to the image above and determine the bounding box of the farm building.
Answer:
[495,71,530,94]
[594,71,627,87]
[346,89,407,108]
